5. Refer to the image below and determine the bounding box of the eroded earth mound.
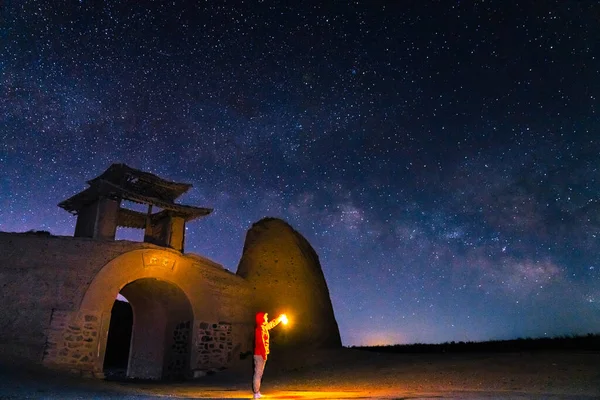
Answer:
[236,217,342,349]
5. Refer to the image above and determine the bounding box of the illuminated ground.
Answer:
[1,349,598,399]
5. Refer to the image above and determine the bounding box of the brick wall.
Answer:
[194,321,233,371]
[42,310,102,373]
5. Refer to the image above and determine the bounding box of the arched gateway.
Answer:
[0,164,342,380]
[20,164,253,379]
[74,249,199,380]
[39,245,253,379]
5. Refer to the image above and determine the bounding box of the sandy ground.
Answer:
[0,348,599,399]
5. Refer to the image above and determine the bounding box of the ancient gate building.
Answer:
[0,164,341,380]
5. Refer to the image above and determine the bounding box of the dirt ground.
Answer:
[0,348,599,399]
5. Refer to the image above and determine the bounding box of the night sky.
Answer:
[2,1,599,346]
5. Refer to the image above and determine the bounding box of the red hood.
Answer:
[256,312,265,325]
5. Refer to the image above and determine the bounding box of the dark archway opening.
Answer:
[103,296,133,380]
[103,278,194,381]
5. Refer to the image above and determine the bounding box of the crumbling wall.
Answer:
[0,232,255,377]
[0,232,144,363]
[0,217,340,378]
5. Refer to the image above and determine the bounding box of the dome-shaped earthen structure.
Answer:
[236,218,341,349]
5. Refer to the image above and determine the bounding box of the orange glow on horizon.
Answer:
[358,331,408,346]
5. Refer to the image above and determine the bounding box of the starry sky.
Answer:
[2,1,599,346]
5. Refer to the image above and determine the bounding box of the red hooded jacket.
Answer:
[254,312,281,360]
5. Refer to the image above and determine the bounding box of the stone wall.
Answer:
[194,321,233,372]
[42,310,103,376]
[164,320,192,379]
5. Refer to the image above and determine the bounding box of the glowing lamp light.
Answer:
[281,314,288,325]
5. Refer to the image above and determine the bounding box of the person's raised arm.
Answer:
[265,314,285,330]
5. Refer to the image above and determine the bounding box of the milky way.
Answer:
[2,1,599,345]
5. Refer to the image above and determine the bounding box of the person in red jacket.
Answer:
[253,311,286,399]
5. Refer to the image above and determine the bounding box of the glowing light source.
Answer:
[281,314,288,325]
